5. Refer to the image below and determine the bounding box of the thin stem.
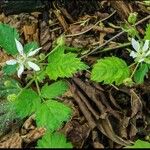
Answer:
[129,62,136,68]
[39,44,60,63]
[65,10,116,37]
[35,79,41,96]
[17,78,34,96]
[130,62,140,78]
[98,42,131,53]
[81,14,150,58]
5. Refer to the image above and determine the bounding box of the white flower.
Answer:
[6,39,42,78]
[130,38,150,63]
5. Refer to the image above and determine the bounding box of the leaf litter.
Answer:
[0,0,150,148]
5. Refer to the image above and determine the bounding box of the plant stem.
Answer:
[39,44,60,63]
[81,14,150,58]
[130,62,140,78]
[35,79,41,96]
[99,42,131,53]
[17,78,34,96]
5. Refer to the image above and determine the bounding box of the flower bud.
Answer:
[128,12,138,24]
[4,80,12,87]
[7,94,17,102]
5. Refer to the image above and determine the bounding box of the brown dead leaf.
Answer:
[92,130,104,148]
[21,128,46,144]
[21,115,35,135]
[130,89,143,118]
[0,133,22,148]
[97,117,133,146]
[39,21,52,51]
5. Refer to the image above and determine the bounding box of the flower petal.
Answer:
[143,40,149,51]
[27,61,40,71]
[131,38,140,51]
[15,38,24,56]
[146,50,150,56]
[138,58,144,63]
[6,59,17,65]
[27,47,42,57]
[17,64,24,78]
[130,51,137,58]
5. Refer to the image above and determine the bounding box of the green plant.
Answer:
[0,23,88,148]
[125,140,150,148]
[91,56,130,85]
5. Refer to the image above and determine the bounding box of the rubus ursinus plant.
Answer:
[0,12,150,148]
[0,23,88,148]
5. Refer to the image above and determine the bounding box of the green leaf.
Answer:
[91,56,130,85]
[37,132,72,148]
[41,80,68,99]
[14,89,41,118]
[0,76,21,99]
[134,63,149,84]
[126,140,150,148]
[46,45,88,80]
[36,69,46,83]
[0,23,19,55]
[144,24,150,40]
[24,42,39,54]
[3,64,17,75]
[36,100,71,132]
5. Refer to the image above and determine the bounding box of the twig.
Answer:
[81,14,150,58]
[96,42,131,53]
[65,10,116,37]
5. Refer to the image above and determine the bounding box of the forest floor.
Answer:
[0,0,150,148]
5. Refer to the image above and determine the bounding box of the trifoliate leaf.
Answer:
[144,24,150,40]
[14,89,41,118]
[134,63,149,84]
[126,140,150,148]
[0,23,19,55]
[41,80,68,99]
[91,56,130,85]
[36,100,71,132]
[46,45,88,80]
[24,42,39,54]
[3,64,17,75]
[37,132,73,148]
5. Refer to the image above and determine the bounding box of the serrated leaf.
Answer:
[24,42,39,54]
[36,100,71,132]
[46,45,88,80]
[126,140,150,148]
[37,132,72,148]
[91,57,130,85]
[3,64,17,75]
[0,23,19,55]
[14,89,41,118]
[134,63,149,84]
[41,80,68,99]
[144,24,150,40]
